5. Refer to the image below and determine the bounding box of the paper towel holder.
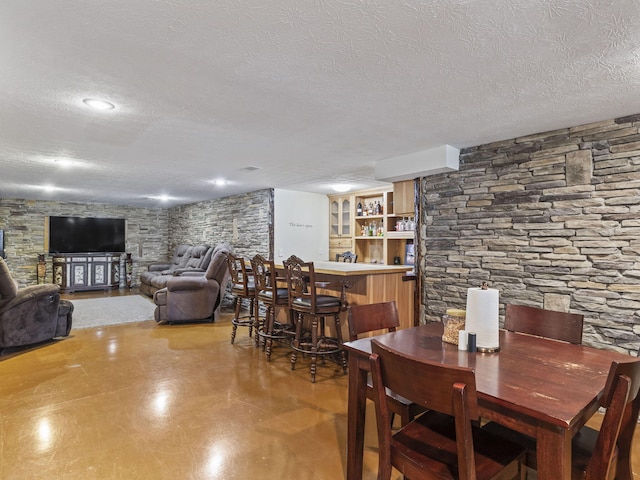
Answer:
[472,281,500,353]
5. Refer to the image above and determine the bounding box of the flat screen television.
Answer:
[48,216,126,254]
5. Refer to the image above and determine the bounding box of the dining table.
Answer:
[343,322,634,480]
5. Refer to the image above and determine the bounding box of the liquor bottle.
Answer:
[356,202,363,216]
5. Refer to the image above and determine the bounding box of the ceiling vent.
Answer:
[239,166,261,172]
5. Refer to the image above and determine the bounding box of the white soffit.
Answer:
[375,145,460,183]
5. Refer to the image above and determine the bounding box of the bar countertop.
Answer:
[276,260,413,276]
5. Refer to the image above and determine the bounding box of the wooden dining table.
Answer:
[343,322,634,480]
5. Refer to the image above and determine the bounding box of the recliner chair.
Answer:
[0,258,72,350]
[153,244,231,324]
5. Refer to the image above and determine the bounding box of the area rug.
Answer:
[70,295,156,329]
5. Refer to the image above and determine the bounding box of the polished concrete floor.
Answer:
[0,300,394,479]
[1,294,639,479]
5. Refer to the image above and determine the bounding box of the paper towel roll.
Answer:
[465,287,500,351]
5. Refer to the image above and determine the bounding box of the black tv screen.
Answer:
[48,216,126,254]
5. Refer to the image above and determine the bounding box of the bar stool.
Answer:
[250,254,293,361]
[283,255,347,383]
[226,252,258,345]
[335,251,357,263]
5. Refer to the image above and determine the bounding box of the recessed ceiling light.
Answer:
[146,195,175,202]
[53,158,75,168]
[332,184,351,193]
[211,179,229,186]
[82,98,115,110]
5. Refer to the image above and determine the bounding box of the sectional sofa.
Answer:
[139,243,232,323]
[139,244,213,297]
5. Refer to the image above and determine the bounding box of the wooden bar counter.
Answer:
[277,261,415,330]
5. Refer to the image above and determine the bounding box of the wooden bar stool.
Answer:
[335,251,357,263]
[250,254,293,361]
[225,252,258,345]
[283,255,347,383]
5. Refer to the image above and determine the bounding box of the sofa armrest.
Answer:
[166,276,208,292]
[148,263,171,272]
[0,284,60,314]
[173,268,205,276]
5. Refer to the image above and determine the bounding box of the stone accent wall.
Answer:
[0,189,273,291]
[0,199,168,287]
[168,188,273,308]
[168,189,273,259]
[422,113,640,354]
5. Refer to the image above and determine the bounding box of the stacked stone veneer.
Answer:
[422,113,640,353]
[168,189,272,259]
[169,189,273,307]
[0,199,168,287]
[0,189,274,291]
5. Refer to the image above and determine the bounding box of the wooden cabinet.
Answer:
[328,187,416,265]
[393,180,415,215]
[329,194,353,260]
[329,237,353,262]
[52,254,121,292]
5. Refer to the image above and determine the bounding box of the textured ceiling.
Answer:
[1,0,640,208]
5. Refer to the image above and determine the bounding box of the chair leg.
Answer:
[248,298,254,339]
[310,315,319,383]
[252,298,260,348]
[333,313,348,374]
[230,296,241,344]
[265,307,274,361]
[290,312,303,371]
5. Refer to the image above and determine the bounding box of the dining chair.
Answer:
[347,301,426,427]
[250,254,293,361]
[284,255,347,383]
[226,252,258,345]
[572,358,640,480]
[504,304,584,344]
[369,339,526,480]
[484,358,640,480]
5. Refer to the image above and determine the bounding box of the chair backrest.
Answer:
[205,245,231,284]
[336,251,358,263]
[347,301,399,341]
[504,304,584,344]
[586,359,640,480]
[283,255,319,312]
[184,244,212,270]
[226,252,251,292]
[0,258,18,305]
[171,244,193,269]
[250,254,269,293]
[369,339,479,477]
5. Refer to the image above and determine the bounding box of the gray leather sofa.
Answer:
[153,244,231,323]
[139,244,213,297]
